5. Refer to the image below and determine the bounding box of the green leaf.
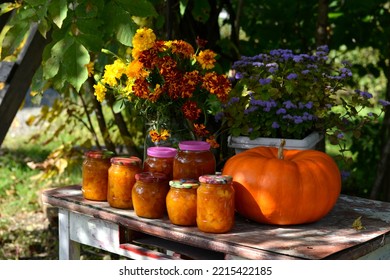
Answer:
[43,36,73,79]
[0,21,29,59]
[48,0,68,28]
[116,20,138,46]
[62,40,90,92]
[113,99,126,114]
[116,0,158,17]
[192,0,210,23]
[0,2,20,16]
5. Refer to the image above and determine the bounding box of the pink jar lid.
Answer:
[147,147,177,158]
[135,172,168,183]
[179,141,210,151]
[111,156,142,167]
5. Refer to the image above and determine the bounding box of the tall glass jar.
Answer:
[82,150,114,201]
[197,175,235,233]
[132,172,169,219]
[107,156,142,209]
[173,141,216,180]
[166,179,200,226]
[143,147,177,180]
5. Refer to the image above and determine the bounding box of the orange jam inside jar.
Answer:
[132,172,169,219]
[82,150,114,201]
[197,175,235,233]
[143,147,177,180]
[173,141,216,180]
[166,179,200,226]
[107,156,142,209]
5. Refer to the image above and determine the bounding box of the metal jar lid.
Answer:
[110,156,142,167]
[85,150,114,159]
[199,174,233,184]
[169,179,200,189]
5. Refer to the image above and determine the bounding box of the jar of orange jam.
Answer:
[166,179,200,226]
[197,175,235,233]
[107,156,142,209]
[143,147,177,180]
[82,150,114,201]
[132,172,169,219]
[173,141,216,180]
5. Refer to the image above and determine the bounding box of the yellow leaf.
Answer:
[352,216,365,230]
[55,158,68,174]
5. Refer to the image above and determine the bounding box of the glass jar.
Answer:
[197,175,235,233]
[82,150,114,201]
[143,147,177,180]
[132,172,169,219]
[166,179,200,226]
[107,156,142,209]
[173,141,216,180]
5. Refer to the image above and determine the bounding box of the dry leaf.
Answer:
[352,216,365,230]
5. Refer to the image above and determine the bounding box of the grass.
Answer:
[0,117,127,260]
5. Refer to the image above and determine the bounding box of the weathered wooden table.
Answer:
[41,185,390,260]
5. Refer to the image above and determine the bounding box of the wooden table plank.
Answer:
[41,185,390,260]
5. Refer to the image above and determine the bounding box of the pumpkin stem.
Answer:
[278,139,286,159]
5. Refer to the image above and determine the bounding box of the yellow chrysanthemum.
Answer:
[132,27,156,53]
[102,59,126,87]
[93,83,107,102]
[196,49,216,69]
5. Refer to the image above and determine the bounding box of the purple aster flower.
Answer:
[293,116,303,124]
[379,99,390,107]
[214,112,224,122]
[271,122,280,129]
[276,108,287,115]
[301,69,310,75]
[355,89,373,99]
[283,100,297,109]
[286,73,298,80]
[259,78,272,85]
[235,72,244,79]
[305,101,313,109]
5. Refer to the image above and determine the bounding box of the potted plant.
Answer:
[218,46,389,154]
[93,27,231,150]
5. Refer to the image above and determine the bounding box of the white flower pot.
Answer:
[228,131,324,154]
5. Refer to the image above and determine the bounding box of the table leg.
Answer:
[58,208,80,260]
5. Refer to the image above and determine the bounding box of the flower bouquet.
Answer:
[94,27,231,148]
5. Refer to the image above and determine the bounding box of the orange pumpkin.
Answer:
[222,143,341,225]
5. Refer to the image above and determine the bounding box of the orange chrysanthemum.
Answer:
[182,101,202,121]
[169,40,195,58]
[196,50,216,69]
[202,72,231,102]
[149,129,170,142]
[193,123,210,137]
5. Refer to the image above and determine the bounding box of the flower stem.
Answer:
[278,139,286,159]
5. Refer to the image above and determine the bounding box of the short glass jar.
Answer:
[166,179,200,226]
[107,156,142,209]
[82,150,114,201]
[173,141,216,180]
[132,172,169,219]
[197,175,235,233]
[143,147,177,180]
